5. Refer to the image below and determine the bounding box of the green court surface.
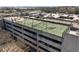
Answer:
[17,18,68,37]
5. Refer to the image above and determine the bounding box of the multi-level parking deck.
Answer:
[3,17,69,52]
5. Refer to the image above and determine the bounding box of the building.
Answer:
[0,16,79,52]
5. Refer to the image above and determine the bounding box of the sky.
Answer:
[0,0,79,6]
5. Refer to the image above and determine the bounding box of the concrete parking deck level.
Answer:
[17,18,68,37]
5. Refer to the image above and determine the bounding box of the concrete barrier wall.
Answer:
[61,33,79,52]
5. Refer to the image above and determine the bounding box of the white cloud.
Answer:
[0,0,79,6]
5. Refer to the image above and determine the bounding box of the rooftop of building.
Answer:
[4,16,69,37]
[17,18,68,37]
[69,30,79,36]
